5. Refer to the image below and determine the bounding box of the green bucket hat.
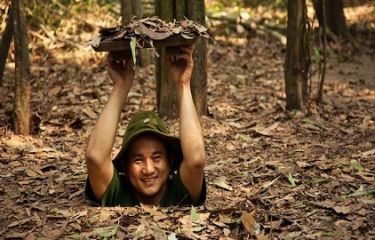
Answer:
[113,111,183,172]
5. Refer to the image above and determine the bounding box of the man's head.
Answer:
[123,133,170,202]
[112,111,183,202]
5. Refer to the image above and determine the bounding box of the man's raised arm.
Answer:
[85,54,135,201]
[167,45,205,201]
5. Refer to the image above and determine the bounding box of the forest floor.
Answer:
[0,3,374,240]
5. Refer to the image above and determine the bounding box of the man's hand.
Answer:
[167,45,195,87]
[107,52,135,89]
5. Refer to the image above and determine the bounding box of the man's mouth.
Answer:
[142,176,157,186]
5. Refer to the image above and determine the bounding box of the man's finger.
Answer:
[175,54,190,62]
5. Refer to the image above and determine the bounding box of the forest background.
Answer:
[0,0,374,239]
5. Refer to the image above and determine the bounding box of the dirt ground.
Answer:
[0,3,374,240]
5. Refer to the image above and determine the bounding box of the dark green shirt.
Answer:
[85,166,206,207]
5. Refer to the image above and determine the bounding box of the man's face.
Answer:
[126,134,170,203]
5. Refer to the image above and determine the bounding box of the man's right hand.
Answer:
[107,52,135,89]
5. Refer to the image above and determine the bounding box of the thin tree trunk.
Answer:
[314,0,350,40]
[12,0,31,134]
[119,0,133,24]
[186,0,208,116]
[133,0,151,66]
[156,0,177,118]
[131,0,142,16]
[284,0,309,110]
[0,7,14,84]
[317,0,328,104]
[175,0,186,20]
[155,0,207,118]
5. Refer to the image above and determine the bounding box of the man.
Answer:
[85,45,206,206]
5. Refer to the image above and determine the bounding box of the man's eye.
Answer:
[133,158,142,163]
[153,155,161,161]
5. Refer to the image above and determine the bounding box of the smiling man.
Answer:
[84,45,206,206]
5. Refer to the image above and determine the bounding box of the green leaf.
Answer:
[190,206,200,222]
[65,233,81,239]
[287,173,296,187]
[93,224,119,238]
[313,47,321,64]
[130,37,137,66]
[350,160,364,171]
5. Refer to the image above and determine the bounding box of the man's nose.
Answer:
[142,159,155,174]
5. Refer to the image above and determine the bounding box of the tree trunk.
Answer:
[284,0,309,111]
[119,0,133,24]
[12,0,31,135]
[314,0,351,40]
[133,0,151,66]
[155,0,178,118]
[0,7,13,84]
[175,0,186,20]
[131,0,142,16]
[156,0,208,118]
[186,0,208,116]
[120,0,151,66]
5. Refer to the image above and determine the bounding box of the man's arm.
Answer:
[85,54,134,201]
[167,45,205,201]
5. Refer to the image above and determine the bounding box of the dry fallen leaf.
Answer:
[213,176,233,191]
[241,211,256,233]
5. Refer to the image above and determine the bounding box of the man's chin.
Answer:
[140,186,161,197]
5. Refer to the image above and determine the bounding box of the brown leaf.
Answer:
[252,122,279,136]
[241,211,256,233]
[213,176,233,191]
[223,228,231,236]
[82,107,97,119]
[7,218,32,228]
[333,206,351,215]
[138,22,173,40]
[26,169,38,177]
[361,148,375,157]
[351,217,365,230]
[68,189,85,200]
[256,233,267,240]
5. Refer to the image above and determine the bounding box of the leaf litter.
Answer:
[0,3,375,240]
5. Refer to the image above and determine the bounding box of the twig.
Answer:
[317,0,327,104]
